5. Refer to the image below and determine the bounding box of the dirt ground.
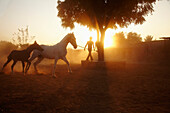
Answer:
[0,63,170,113]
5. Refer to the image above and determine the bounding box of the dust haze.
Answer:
[1,40,170,74]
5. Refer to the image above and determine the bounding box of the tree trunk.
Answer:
[98,29,105,61]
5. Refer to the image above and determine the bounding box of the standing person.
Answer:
[84,37,95,61]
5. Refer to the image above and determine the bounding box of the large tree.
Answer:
[57,0,157,61]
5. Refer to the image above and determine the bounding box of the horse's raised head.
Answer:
[68,33,77,49]
[32,41,44,51]
[34,41,37,44]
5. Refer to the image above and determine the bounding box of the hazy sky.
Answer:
[0,0,170,47]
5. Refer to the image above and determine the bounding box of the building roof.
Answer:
[160,37,170,40]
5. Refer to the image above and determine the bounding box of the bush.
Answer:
[0,41,17,57]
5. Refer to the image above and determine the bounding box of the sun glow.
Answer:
[73,24,115,48]
[104,29,115,48]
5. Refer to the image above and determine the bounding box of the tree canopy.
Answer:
[114,32,143,47]
[57,0,157,61]
[57,0,157,31]
[144,35,153,42]
[127,32,142,44]
[114,32,126,47]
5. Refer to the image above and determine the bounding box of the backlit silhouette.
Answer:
[25,33,77,77]
[2,41,43,74]
[84,37,95,61]
[57,0,157,61]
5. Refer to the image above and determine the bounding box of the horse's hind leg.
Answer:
[25,61,31,74]
[11,61,17,74]
[52,58,59,77]
[33,56,44,73]
[2,58,12,71]
[25,52,38,73]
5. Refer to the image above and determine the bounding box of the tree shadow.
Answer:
[78,68,113,113]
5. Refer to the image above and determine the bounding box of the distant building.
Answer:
[160,37,170,40]
[125,39,170,63]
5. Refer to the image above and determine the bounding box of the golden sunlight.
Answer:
[104,29,115,48]
[74,24,97,48]
[74,24,115,48]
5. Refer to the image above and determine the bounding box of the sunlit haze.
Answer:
[0,0,170,48]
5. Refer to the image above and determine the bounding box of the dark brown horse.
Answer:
[2,41,43,74]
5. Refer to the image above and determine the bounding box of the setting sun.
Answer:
[73,24,115,48]
[0,1,170,112]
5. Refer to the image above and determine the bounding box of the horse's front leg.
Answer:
[21,61,25,74]
[52,58,58,77]
[62,56,72,74]
[11,60,17,74]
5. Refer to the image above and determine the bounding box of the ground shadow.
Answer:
[77,68,113,113]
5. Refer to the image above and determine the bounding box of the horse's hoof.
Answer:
[34,71,39,75]
[52,75,57,78]
[68,71,72,74]
[25,71,28,74]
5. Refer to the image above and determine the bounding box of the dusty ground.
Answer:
[0,63,170,113]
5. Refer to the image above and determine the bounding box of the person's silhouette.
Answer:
[84,37,95,61]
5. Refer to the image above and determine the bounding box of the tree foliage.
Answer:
[144,35,153,42]
[57,0,157,61]
[127,32,142,44]
[0,41,17,56]
[12,26,35,48]
[114,32,143,47]
[114,32,126,47]
[57,0,156,30]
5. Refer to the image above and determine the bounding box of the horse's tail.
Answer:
[2,51,14,70]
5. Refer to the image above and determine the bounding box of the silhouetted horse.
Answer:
[25,33,77,77]
[2,41,43,74]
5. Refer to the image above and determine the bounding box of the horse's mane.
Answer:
[60,33,73,43]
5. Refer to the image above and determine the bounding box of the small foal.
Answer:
[2,41,43,74]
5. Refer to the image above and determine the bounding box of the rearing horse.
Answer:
[2,41,43,74]
[25,33,77,77]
